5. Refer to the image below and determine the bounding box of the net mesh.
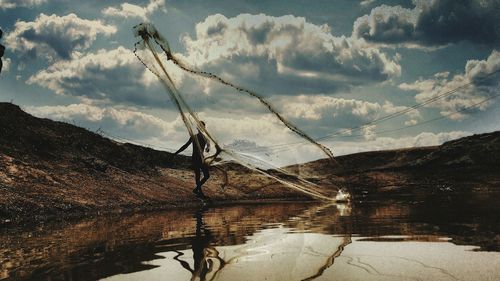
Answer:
[133,23,349,201]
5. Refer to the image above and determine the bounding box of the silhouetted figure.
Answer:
[0,29,5,75]
[174,121,211,198]
[173,207,225,280]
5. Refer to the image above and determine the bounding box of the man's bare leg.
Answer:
[194,167,202,195]
[193,165,210,199]
[199,165,210,188]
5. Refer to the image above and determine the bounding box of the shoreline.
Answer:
[1,197,317,225]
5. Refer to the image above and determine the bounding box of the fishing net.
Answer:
[132,23,349,201]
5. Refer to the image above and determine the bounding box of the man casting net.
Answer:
[133,23,349,201]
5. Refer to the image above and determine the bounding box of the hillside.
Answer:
[1,102,499,221]
[0,103,303,222]
[300,131,500,197]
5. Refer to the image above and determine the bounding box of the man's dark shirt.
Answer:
[192,133,207,163]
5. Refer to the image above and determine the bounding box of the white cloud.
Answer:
[360,0,375,7]
[102,0,166,21]
[0,0,46,10]
[353,5,418,45]
[22,104,471,166]
[280,95,420,128]
[23,103,307,163]
[1,57,11,72]
[5,13,116,60]
[283,96,381,122]
[178,13,401,95]
[25,103,184,144]
[381,101,420,119]
[26,46,174,106]
[199,114,291,147]
[267,95,422,143]
[399,50,500,120]
[360,124,377,141]
[331,131,471,156]
[404,119,418,126]
[206,114,470,164]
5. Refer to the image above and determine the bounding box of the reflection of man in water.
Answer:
[0,29,5,74]
[174,207,225,280]
[174,121,211,198]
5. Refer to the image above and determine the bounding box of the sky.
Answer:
[0,0,499,162]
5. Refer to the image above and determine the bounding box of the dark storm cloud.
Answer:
[416,0,500,45]
[353,0,500,46]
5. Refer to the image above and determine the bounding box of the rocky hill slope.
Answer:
[301,131,500,197]
[0,103,301,222]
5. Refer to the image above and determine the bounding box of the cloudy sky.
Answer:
[1,0,499,162]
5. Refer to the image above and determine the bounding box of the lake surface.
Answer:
[1,195,499,281]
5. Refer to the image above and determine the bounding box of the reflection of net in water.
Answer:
[171,203,352,281]
[132,23,348,201]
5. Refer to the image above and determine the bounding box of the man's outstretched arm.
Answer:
[174,137,192,155]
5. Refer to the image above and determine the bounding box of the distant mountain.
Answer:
[1,102,499,221]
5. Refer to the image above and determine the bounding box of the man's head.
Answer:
[197,121,206,132]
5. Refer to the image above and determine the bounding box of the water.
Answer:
[1,196,499,281]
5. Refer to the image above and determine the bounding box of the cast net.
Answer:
[133,23,349,201]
